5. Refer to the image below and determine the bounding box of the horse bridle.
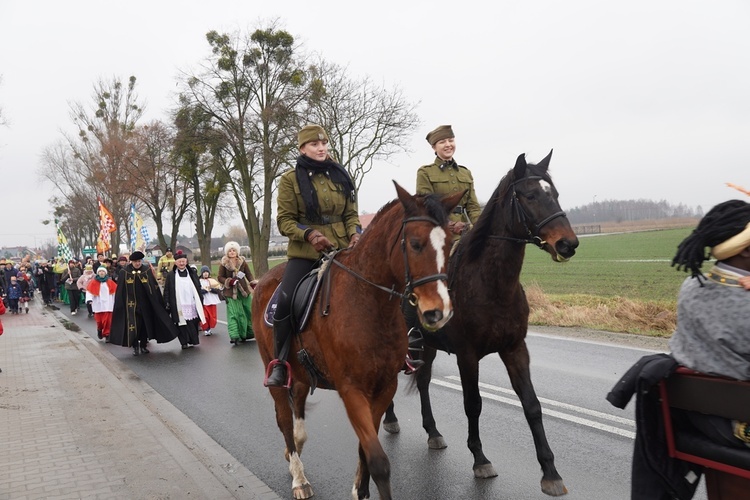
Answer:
[326,215,448,304]
[487,175,567,248]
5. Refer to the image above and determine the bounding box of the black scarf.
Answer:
[295,155,356,223]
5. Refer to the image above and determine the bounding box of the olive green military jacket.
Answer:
[277,168,362,261]
[416,157,482,225]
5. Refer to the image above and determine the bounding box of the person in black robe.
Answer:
[162,251,205,349]
[110,251,177,355]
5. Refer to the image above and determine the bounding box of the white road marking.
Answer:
[433,376,635,439]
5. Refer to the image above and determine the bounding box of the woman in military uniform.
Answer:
[416,125,481,240]
[265,124,362,387]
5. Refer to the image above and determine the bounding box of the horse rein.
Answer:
[487,175,567,248]
[324,215,449,304]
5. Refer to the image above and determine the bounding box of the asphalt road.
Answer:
[60,303,708,500]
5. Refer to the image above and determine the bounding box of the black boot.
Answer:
[133,344,140,356]
[264,314,293,388]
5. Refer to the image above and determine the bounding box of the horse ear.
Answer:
[537,149,553,172]
[393,181,418,214]
[513,153,527,180]
[441,190,465,214]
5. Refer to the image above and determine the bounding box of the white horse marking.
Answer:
[539,179,552,194]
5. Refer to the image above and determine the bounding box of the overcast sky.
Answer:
[1,0,749,249]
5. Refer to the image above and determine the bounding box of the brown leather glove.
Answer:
[307,230,333,253]
[347,233,361,248]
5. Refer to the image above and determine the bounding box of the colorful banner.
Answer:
[130,204,150,253]
[97,197,116,254]
[56,220,73,262]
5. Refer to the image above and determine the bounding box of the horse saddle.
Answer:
[263,264,325,334]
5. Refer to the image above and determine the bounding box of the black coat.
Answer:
[607,353,702,500]
[110,264,178,347]
[162,265,203,324]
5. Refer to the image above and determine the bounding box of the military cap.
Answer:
[298,124,329,148]
[426,125,455,146]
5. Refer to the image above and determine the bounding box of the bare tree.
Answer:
[125,120,190,251]
[305,60,421,190]
[173,103,230,265]
[178,23,308,276]
[72,75,144,250]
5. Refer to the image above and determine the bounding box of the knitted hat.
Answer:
[174,250,188,262]
[84,264,93,271]
[298,124,329,148]
[118,256,128,262]
[200,265,210,275]
[96,266,108,276]
[426,125,454,146]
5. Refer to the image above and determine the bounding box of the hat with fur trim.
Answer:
[224,241,241,256]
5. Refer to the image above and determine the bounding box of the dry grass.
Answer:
[526,284,676,337]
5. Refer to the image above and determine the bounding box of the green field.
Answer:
[520,228,696,304]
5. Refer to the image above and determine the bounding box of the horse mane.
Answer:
[366,193,449,232]
[464,161,553,261]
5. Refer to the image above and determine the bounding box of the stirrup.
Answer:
[407,327,424,352]
[264,359,292,388]
[403,354,424,375]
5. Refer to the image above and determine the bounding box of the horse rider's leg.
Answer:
[266,259,314,388]
[456,354,498,478]
[340,390,393,500]
[501,343,567,496]
[271,387,313,499]
[416,347,447,449]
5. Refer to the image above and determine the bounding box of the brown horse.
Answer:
[384,151,579,496]
[252,183,464,500]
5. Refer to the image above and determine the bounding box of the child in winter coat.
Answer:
[6,276,22,314]
[17,274,30,313]
[86,266,117,342]
[198,265,222,336]
[77,264,96,317]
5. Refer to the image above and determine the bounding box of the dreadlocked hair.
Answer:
[672,199,750,280]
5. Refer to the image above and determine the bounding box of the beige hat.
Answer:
[711,221,750,260]
[426,125,455,146]
[298,124,329,148]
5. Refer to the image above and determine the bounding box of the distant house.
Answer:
[0,246,37,260]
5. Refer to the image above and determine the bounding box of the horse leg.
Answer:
[341,389,393,500]
[270,387,313,499]
[415,347,447,449]
[456,354,497,479]
[501,343,567,496]
[382,401,400,434]
[291,384,309,456]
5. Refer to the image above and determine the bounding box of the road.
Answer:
[61,304,707,499]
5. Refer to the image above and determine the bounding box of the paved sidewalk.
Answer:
[0,299,281,500]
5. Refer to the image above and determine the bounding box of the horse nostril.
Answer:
[422,309,443,325]
[556,239,577,258]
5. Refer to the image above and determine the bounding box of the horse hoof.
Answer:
[473,463,498,479]
[292,483,314,499]
[382,421,400,434]
[427,436,447,449]
[541,478,568,496]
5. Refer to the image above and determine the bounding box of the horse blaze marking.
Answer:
[429,226,451,312]
[539,179,552,193]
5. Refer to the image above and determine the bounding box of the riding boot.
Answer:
[264,314,293,388]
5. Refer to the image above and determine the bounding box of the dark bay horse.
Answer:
[384,151,579,496]
[252,183,464,500]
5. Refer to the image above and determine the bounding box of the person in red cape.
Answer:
[110,251,177,355]
[86,266,117,342]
